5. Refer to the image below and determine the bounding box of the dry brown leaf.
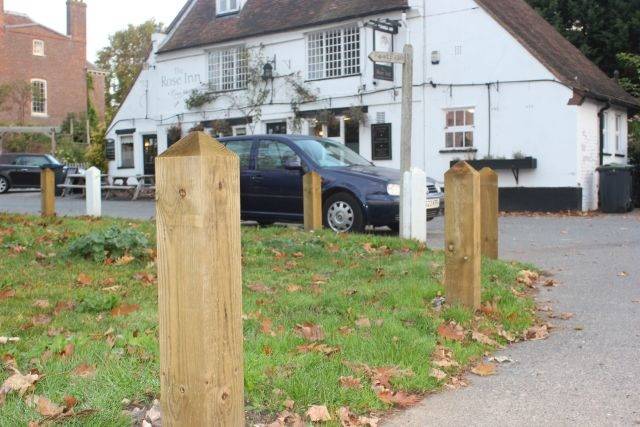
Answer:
[60,343,75,358]
[248,283,274,294]
[362,243,376,254]
[292,252,304,259]
[471,331,500,347]
[429,368,447,381]
[110,304,140,317]
[339,375,362,389]
[284,399,295,410]
[617,271,628,277]
[338,326,353,336]
[134,272,156,285]
[271,249,286,259]
[327,243,340,253]
[72,363,96,378]
[306,405,332,422]
[63,395,78,410]
[471,363,496,377]
[54,300,75,315]
[560,312,574,320]
[376,390,420,408]
[0,289,16,300]
[37,396,64,417]
[297,343,339,356]
[338,407,379,427]
[260,318,276,336]
[355,318,371,329]
[32,299,50,309]
[31,314,52,326]
[437,322,465,342]
[1,370,40,396]
[525,325,549,341]
[544,279,558,287]
[311,274,327,285]
[76,273,92,286]
[431,345,460,368]
[114,255,135,265]
[517,270,539,287]
[287,285,302,293]
[294,323,325,341]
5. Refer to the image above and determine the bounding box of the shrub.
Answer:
[66,226,150,262]
[77,293,120,313]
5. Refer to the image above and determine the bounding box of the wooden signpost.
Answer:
[40,168,56,217]
[480,168,499,259]
[303,171,322,231]
[444,161,481,310]
[156,132,244,426]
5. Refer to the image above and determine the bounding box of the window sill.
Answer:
[215,10,240,17]
[439,148,477,154]
[305,73,362,83]
[31,113,48,118]
[614,153,626,158]
[117,166,135,170]
[603,152,612,156]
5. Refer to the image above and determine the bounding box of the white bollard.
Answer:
[85,166,102,217]
[400,168,427,242]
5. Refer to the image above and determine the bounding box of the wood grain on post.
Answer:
[444,161,481,310]
[40,168,55,217]
[303,171,322,231]
[479,168,499,259]
[156,132,244,426]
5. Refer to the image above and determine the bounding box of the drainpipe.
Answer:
[598,102,611,166]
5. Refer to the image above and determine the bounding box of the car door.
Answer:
[11,156,46,187]
[251,139,304,217]
[223,138,256,215]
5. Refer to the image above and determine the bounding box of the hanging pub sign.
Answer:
[367,18,400,82]
[371,123,392,161]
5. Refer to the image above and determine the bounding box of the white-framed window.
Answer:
[232,125,247,136]
[119,135,135,169]
[614,114,622,154]
[444,108,475,148]
[208,46,248,92]
[307,25,360,80]
[216,0,240,15]
[32,39,45,56]
[30,79,47,116]
[603,112,610,152]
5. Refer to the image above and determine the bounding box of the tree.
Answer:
[96,20,163,118]
[9,81,33,125]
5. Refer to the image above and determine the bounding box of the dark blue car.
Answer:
[218,135,444,233]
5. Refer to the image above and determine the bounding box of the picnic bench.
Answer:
[57,171,155,201]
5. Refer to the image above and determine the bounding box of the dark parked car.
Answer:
[218,135,444,233]
[0,153,67,195]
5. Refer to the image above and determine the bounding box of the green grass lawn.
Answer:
[0,213,536,426]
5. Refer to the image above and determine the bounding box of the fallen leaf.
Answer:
[114,255,135,265]
[471,331,500,347]
[376,390,420,408]
[517,270,539,287]
[560,312,574,320]
[60,343,74,358]
[297,343,339,356]
[306,405,331,422]
[271,249,286,259]
[362,243,376,254]
[311,274,327,285]
[32,299,50,309]
[0,337,20,344]
[488,355,514,364]
[287,285,301,293]
[63,395,78,410]
[110,304,140,317]
[260,318,276,336]
[31,314,52,326]
[54,300,75,315]
[338,326,353,336]
[294,323,325,341]
[37,396,64,417]
[0,289,16,299]
[355,318,371,329]
[72,363,96,378]
[292,252,304,259]
[1,370,40,396]
[339,376,362,389]
[617,271,628,277]
[337,407,379,427]
[437,322,465,342]
[76,273,92,286]
[471,363,496,377]
[431,345,460,368]
[544,279,558,287]
[9,245,26,255]
[525,325,549,341]
[327,244,340,253]
[248,283,274,294]
[134,272,156,285]
[429,368,447,381]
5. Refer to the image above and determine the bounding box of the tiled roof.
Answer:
[5,11,36,26]
[158,0,408,53]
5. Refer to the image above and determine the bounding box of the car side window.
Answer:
[256,140,300,171]
[224,140,253,169]
[16,156,47,167]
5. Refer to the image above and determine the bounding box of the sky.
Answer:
[4,0,187,62]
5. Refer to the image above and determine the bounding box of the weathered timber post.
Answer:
[50,129,57,155]
[85,166,102,217]
[479,168,499,259]
[40,167,56,217]
[303,171,322,231]
[444,161,481,310]
[156,132,244,426]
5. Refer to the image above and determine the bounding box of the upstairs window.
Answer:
[444,108,474,148]
[308,26,360,80]
[31,79,47,116]
[208,46,248,92]
[33,40,45,56]
[217,0,240,15]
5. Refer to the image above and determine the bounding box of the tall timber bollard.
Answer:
[156,132,244,426]
[303,171,322,231]
[40,167,56,217]
[479,168,499,259]
[444,161,481,310]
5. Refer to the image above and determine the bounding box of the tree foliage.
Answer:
[96,20,163,118]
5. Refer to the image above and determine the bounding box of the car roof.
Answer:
[218,135,317,142]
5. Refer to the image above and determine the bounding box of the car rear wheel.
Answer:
[0,176,9,194]
[324,192,364,233]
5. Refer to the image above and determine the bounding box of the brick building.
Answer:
[0,0,105,126]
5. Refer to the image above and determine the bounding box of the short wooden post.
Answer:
[444,161,481,310]
[85,166,102,217]
[479,168,499,259]
[303,171,322,231]
[40,168,55,217]
[156,132,244,426]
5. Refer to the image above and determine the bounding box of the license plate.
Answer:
[426,199,440,210]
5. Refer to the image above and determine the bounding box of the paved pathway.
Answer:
[2,191,639,425]
[387,211,640,426]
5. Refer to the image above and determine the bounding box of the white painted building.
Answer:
[106,0,639,211]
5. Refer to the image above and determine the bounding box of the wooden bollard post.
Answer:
[156,132,244,426]
[444,161,481,310]
[40,167,56,217]
[303,171,322,231]
[479,168,499,259]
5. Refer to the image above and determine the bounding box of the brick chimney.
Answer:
[0,0,5,32]
[66,0,86,41]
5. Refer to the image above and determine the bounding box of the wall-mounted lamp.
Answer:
[261,63,274,82]
[431,51,440,65]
